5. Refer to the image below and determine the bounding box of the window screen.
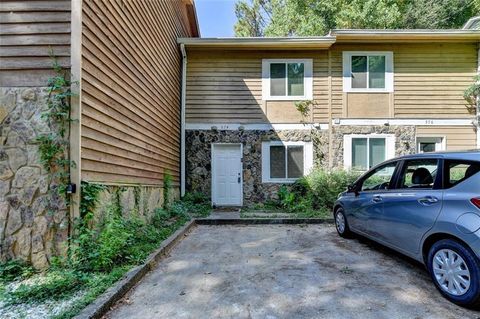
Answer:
[270,145,286,178]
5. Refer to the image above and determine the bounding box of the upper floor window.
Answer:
[342,52,394,92]
[262,59,313,101]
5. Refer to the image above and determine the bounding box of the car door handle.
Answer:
[372,195,383,203]
[418,196,439,205]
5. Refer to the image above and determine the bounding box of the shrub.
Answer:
[300,168,361,210]
[270,168,361,215]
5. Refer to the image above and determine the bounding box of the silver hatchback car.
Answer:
[334,150,480,308]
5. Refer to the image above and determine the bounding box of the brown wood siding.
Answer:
[186,50,330,124]
[416,126,477,151]
[0,0,71,87]
[81,0,196,185]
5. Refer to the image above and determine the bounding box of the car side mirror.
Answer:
[348,184,359,196]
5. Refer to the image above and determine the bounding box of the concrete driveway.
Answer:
[106,225,479,319]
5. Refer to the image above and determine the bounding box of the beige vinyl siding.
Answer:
[416,126,477,151]
[186,50,330,124]
[81,0,195,185]
[330,43,477,119]
[0,0,71,86]
[394,44,477,118]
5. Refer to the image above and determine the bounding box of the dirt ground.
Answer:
[106,224,480,319]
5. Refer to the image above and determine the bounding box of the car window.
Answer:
[360,162,397,191]
[444,160,480,188]
[397,159,438,189]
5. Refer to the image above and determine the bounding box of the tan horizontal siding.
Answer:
[187,43,477,123]
[186,50,330,124]
[0,0,71,86]
[416,126,477,151]
[81,0,195,185]
[394,43,477,118]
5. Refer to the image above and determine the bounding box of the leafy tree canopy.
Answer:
[234,0,480,36]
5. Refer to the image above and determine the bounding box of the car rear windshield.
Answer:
[444,160,480,188]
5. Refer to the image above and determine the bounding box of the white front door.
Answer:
[212,144,242,206]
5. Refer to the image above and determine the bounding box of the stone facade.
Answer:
[91,184,179,227]
[186,125,416,206]
[330,125,417,168]
[186,129,328,205]
[0,87,68,268]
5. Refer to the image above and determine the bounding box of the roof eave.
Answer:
[178,37,337,49]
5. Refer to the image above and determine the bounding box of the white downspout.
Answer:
[180,44,187,196]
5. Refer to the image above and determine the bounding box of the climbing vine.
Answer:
[294,100,313,124]
[464,74,480,130]
[37,53,75,204]
[163,171,173,209]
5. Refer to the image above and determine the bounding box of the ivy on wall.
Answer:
[37,54,75,206]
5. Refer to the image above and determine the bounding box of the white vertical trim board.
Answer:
[342,51,394,93]
[261,141,313,183]
[343,134,395,170]
[262,59,313,101]
[180,44,187,197]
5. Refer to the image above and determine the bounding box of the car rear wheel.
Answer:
[427,239,480,308]
[334,208,352,238]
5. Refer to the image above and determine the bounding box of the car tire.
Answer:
[334,207,353,238]
[427,239,480,309]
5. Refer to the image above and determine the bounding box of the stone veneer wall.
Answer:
[0,87,68,268]
[90,184,179,227]
[330,125,416,168]
[186,126,416,206]
[186,129,328,205]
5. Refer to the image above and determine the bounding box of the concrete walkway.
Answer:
[106,225,479,319]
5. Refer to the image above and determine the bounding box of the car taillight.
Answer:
[471,198,480,209]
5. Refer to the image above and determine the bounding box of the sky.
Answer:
[195,0,237,37]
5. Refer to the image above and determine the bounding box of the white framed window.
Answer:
[343,134,395,171]
[342,52,394,92]
[262,59,313,101]
[416,137,445,153]
[261,141,313,183]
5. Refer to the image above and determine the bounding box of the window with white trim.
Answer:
[343,52,393,92]
[261,141,313,183]
[343,134,395,171]
[262,59,313,100]
[416,137,445,153]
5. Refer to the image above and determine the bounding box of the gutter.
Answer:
[180,44,187,196]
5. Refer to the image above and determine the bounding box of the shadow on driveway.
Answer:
[106,225,479,319]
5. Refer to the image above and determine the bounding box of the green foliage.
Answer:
[1,189,207,315]
[163,171,173,209]
[294,100,312,123]
[37,54,75,204]
[301,169,361,210]
[0,260,35,283]
[269,168,361,216]
[79,181,105,218]
[181,191,211,217]
[464,74,480,116]
[234,0,479,37]
[5,270,88,305]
